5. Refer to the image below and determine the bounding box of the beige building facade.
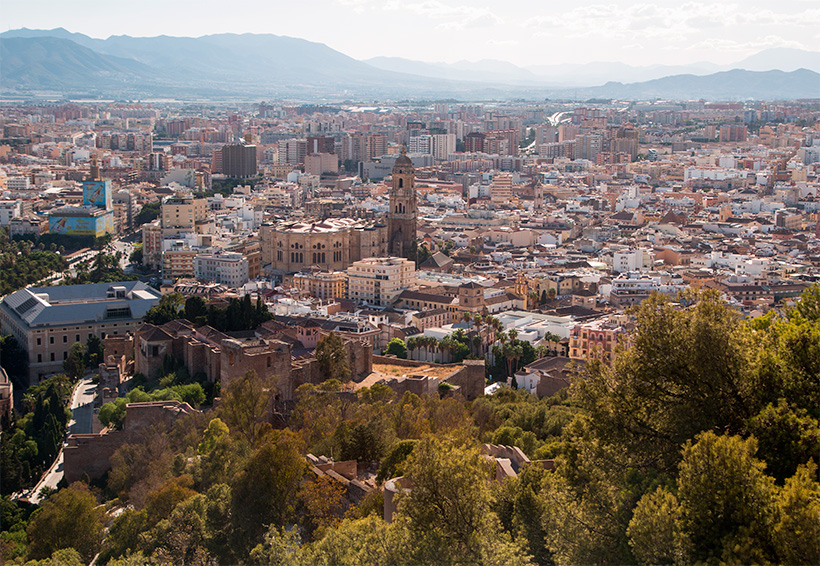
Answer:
[260,217,388,274]
[347,257,416,307]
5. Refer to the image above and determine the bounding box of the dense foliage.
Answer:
[1,287,818,565]
[143,293,273,333]
[133,201,160,228]
[0,376,73,496]
[0,228,67,295]
[61,252,136,285]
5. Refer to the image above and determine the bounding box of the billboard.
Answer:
[49,211,113,237]
[49,215,96,236]
[82,180,111,209]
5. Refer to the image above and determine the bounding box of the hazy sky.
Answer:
[4,0,818,67]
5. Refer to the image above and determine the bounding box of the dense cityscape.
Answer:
[0,9,819,566]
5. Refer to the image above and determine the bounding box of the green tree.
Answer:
[183,296,208,326]
[134,201,161,227]
[627,487,691,565]
[231,431,306,555]
[0,334,28,379]
[574,290,752,472]
[376,439,418,483]
[98,509,149,564]
[396,437,532,565]
[26,483,105,563]
[221,370,273,448]
[143,293,184,326]
[746,398,819,483]
[63,343,87,379]
[128,247,143,266]
[315,332,351,382]
[629,432,776,564]
[383,338,407,359]
[250,526,305,566]
[86,335,104,367]
[771,462,820,565]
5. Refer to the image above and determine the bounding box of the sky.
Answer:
[4,0,819,67]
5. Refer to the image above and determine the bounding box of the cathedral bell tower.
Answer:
[387,147,417,258]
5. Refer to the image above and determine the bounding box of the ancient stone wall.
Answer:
[220,338,292,393]
[441,359,485,401]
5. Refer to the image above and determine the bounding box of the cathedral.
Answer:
[387,147,417,258]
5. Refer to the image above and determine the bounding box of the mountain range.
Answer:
[1,28,818,101]
[368,48,820,86]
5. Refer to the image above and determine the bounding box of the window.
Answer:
[38,354,42,363]
[63,336,67,343]
[50,336,54,344]
[63,352,67,360]
[76,334,80,342]
[50,353,55,361]
[37,338,41,346]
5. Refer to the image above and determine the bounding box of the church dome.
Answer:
[393,146,413,170]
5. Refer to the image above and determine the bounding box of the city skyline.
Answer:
[4,0,819,68]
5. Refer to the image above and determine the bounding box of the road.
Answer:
[110,239,135,272]
[27,375,97,504]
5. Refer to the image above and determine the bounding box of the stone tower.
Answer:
[387,147,417,258]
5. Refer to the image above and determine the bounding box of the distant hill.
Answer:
[732,48,820,73]
[0,36,157,90]
[0,29,422,91]
[1,29,817,101]
[564,68,820,101]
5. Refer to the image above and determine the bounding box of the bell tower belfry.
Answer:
[387,147,417,258]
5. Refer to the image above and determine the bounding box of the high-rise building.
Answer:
[387,148,418,259]
[719,125,748,143]
[307,135,336,154]
[408,135,432,155]
[278,139,308,165]
[221,143,257,177]
[464,132,485,153]
[490,173,513,203]
[432,133,456,160]
[367,133,388,159]
[575,134,603,161]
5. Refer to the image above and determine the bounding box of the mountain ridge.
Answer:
[1,29,818,101]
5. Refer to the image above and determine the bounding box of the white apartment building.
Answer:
[6,176,30,191]
[612,249,653,273]
[432,133,457,160]
[408,135,433,155]
[347,257,416,307]
[194,250,249,288]
[0,200,21,225]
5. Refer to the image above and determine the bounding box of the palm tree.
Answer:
[508,328,519,342]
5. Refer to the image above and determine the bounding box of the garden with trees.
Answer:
[0,287,817,565]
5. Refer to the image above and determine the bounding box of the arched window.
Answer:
[398,178,403,188]
[267,356,271,368]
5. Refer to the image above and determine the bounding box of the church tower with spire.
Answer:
[387,147,417,258]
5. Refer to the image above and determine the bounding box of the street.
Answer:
[110,239,135,272]
[26,375,97,504]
